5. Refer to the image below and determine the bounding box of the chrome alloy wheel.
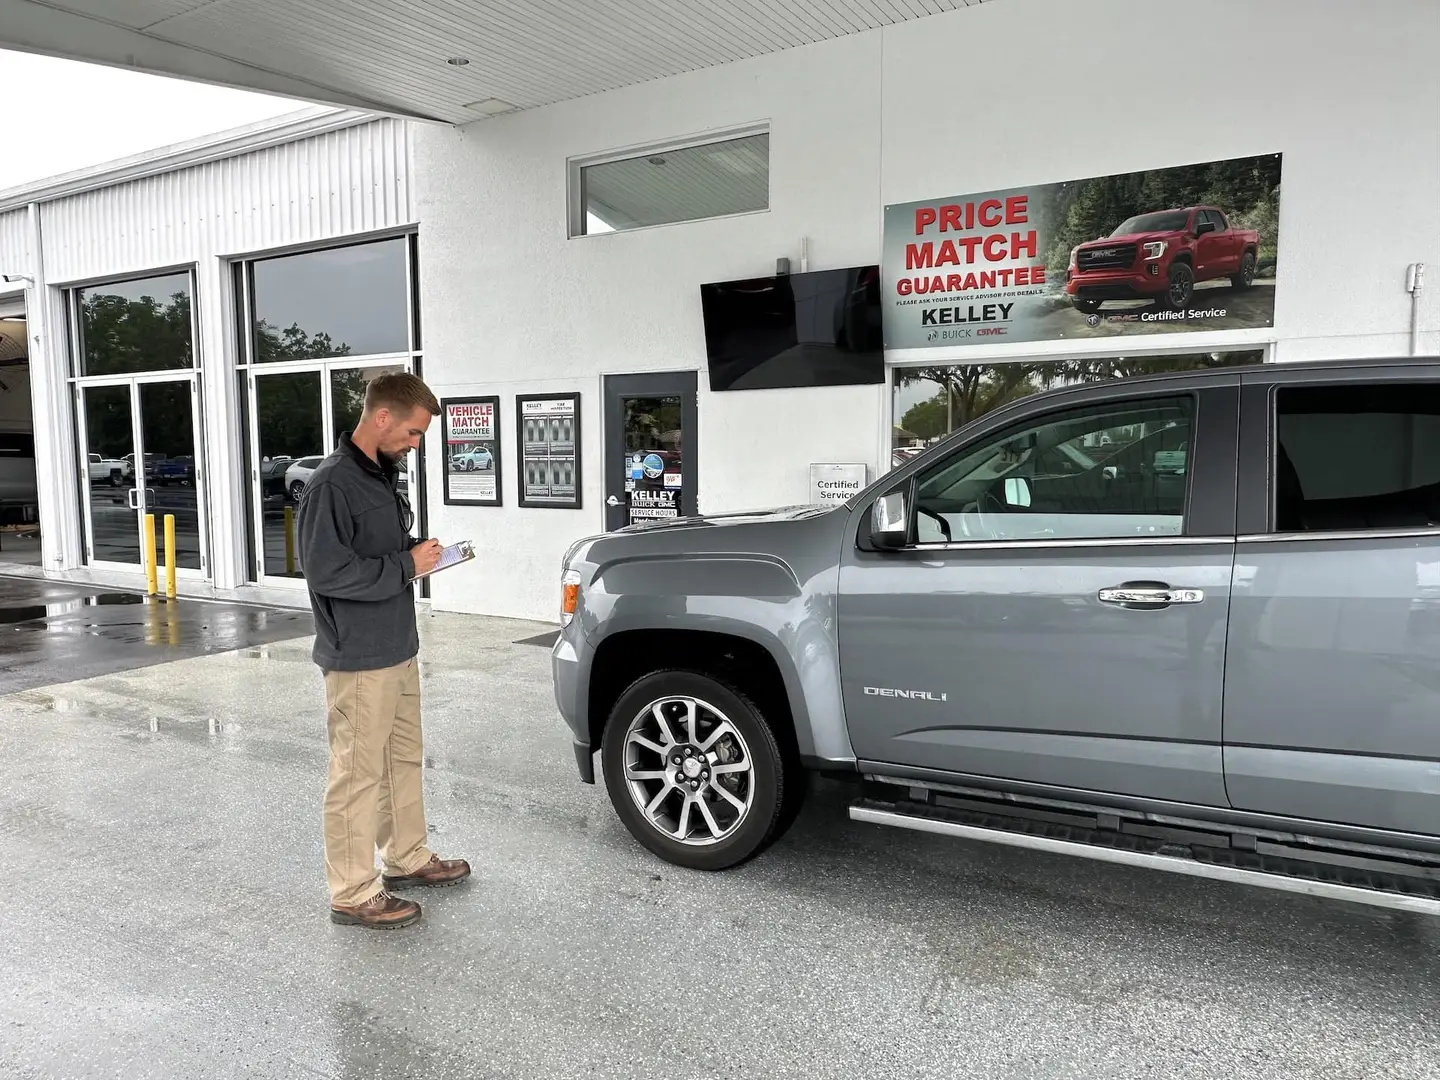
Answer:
[622,696,755,846]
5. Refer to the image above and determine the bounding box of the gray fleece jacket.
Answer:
[295,433,421,672]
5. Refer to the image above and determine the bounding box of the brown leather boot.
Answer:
[382,854,471,889]
[329,890,422,928]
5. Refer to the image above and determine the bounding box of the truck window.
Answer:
[1274,382,1440,533]
[911,394,1195,544]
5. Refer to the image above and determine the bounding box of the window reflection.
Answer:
[331,365,405,439]
[892,350,1263,469]
[255,372,322,579]
[251,238,409,361]
[77,273,194,376]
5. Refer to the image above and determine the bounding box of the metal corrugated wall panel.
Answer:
[0,210,31,280]
[40,117,413,283]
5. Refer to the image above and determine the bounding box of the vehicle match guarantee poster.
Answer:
[517,392,582,509]
[882,153,1282,349]
[441,396,500,506]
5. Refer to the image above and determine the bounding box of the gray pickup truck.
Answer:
[552,357,1440,915]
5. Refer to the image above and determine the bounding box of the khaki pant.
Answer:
[322,658,434,907]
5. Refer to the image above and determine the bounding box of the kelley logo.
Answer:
[921,302,1014,327]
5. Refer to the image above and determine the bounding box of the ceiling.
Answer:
[0,0,988,124]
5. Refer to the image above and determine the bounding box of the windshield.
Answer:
[1111,210,1191,236]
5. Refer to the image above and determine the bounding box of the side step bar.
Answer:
[850,800,1440,917]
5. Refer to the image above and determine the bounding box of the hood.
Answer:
[614,504,836,534]
[1079,229,1174,248]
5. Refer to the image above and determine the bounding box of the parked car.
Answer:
[552,357,1440,915]
[87,452,132,486]
[1065,205,1259,313]
[285,456,324,500]
[451,446,493,471]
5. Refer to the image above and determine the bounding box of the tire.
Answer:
[600,669,788,871]
[1070,298,1102,315]
[1164,262,1194,311]
[289,480,305,501]
[1232,250,1257,290]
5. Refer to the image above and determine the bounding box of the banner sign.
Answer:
[517,392,582,509]
[441,396,501,506]
[882,153,1281,349]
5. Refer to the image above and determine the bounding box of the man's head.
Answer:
[356,372,440,461]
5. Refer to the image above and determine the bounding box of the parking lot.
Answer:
[2,604,1438,1079]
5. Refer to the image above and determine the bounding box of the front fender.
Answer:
[582,553,853,764]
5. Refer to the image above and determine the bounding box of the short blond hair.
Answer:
[364,372,440,417]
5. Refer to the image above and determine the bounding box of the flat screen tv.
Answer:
[699,265,884,392]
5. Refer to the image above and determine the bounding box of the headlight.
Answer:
[561,569,580,626]
[1143,241,1167,260]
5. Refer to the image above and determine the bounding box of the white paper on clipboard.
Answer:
[414,539,476,579]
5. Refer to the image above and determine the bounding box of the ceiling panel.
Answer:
[42,0,226,32]
[2,0,990,122]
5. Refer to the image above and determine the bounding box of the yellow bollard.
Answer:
[144,513,158,596]
[284,505,296,576]
[164,514,177,600]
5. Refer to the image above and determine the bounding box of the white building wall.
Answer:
[415,0,1440,623]
[7,116,415,589]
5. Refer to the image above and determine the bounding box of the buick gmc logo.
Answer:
[1092,248,1118,257]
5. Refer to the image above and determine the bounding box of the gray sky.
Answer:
[0,49,301,191]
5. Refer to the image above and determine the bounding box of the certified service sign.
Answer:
[809,463,867,507]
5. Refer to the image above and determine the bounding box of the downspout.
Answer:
[1407,262,1426,355]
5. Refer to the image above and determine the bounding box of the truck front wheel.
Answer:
[600,670,788,871]
[1164,262,1195,310]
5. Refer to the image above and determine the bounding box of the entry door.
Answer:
[838,381,1241,807]
[78,376,207,577]
[603,372,698,531]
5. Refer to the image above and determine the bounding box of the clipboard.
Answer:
[414,539,476,579]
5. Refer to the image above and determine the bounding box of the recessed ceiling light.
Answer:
[446,57,470,67]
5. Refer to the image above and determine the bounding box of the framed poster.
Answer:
[440,395,502,506]
[517,392,582,509]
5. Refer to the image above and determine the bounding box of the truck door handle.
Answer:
[1099,585,1203,608]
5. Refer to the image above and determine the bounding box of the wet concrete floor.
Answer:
[2,609,1439,1078]
[0,575,313,694]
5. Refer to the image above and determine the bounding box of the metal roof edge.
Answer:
[0,106,384,214]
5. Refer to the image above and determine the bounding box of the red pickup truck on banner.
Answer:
[1065,205,1260,314]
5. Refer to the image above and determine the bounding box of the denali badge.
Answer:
[864,686,948,702]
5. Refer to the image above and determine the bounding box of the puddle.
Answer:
[0,606,47,625]
[87,593,147,607]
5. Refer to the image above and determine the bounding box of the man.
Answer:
[296,371,470,929]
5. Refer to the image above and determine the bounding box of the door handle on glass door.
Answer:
[606,495,621,507]
[1098,585,1204,606]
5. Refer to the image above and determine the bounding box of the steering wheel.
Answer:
[917,506,951,542]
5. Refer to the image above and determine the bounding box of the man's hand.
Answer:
[411,539,444,577]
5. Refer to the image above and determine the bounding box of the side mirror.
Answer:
[871,491,909,550]
[1196,220,1217,237]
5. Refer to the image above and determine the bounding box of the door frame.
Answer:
[74,371,210,580]
[602,370,699,532]
[245,356,419,588]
